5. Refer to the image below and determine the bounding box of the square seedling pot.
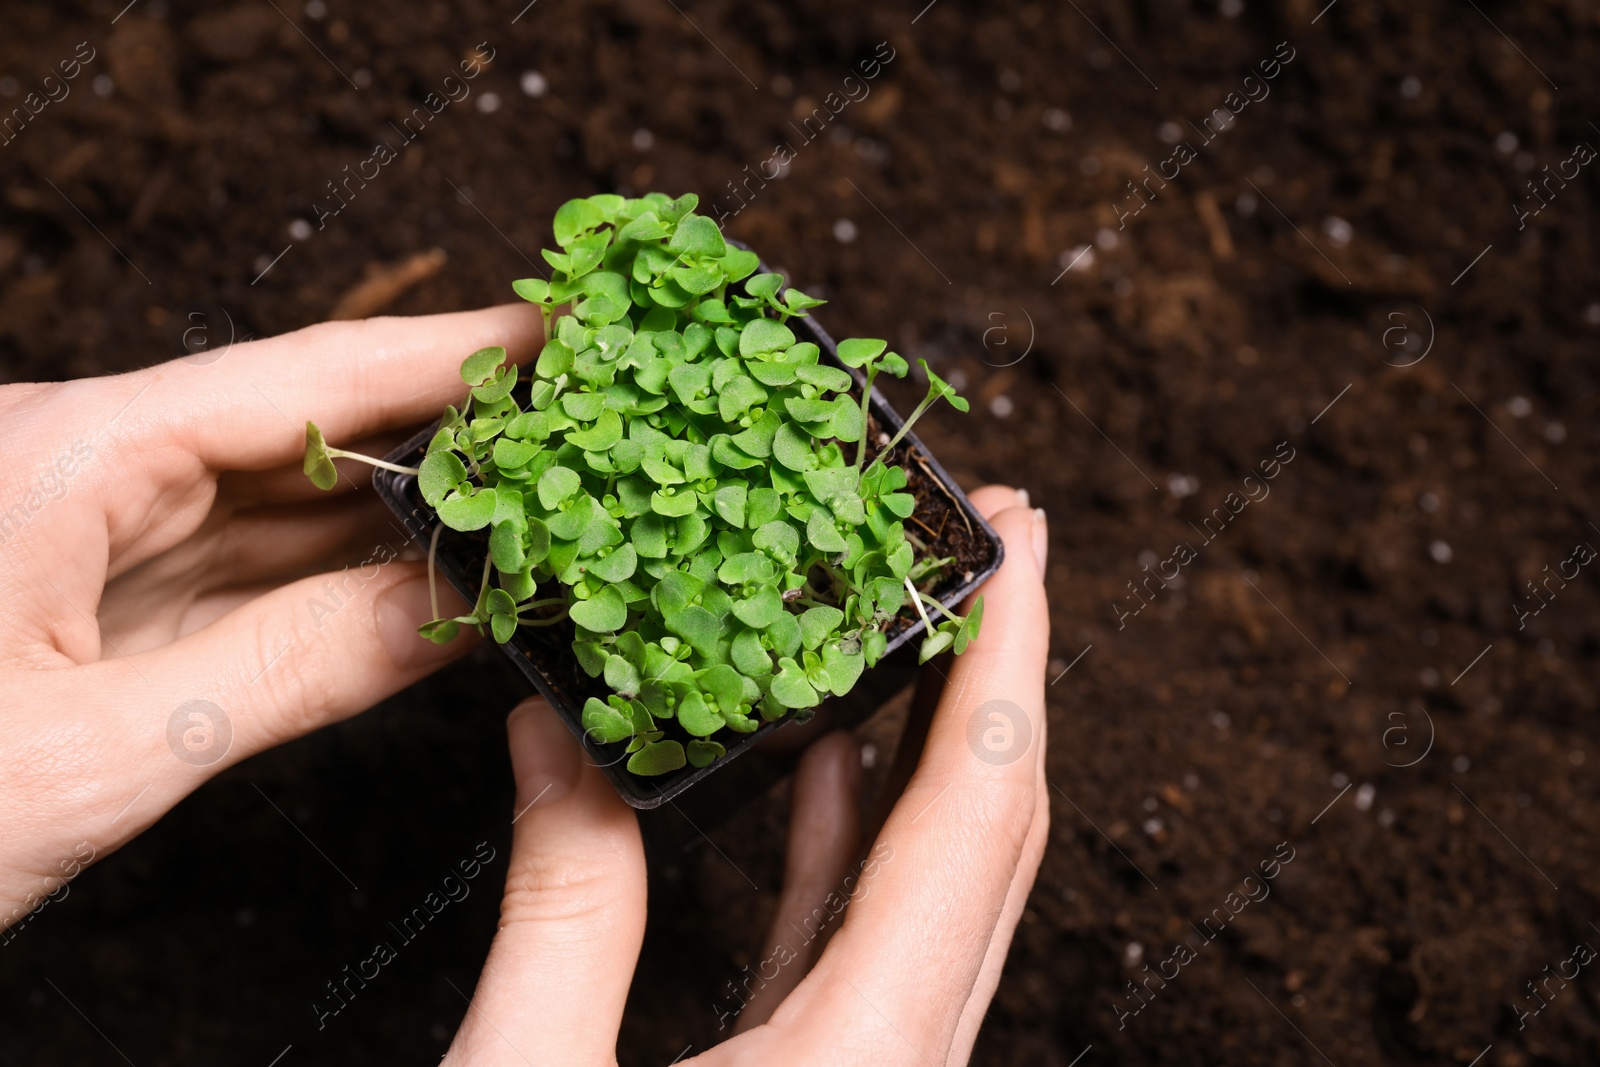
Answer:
[371,287,1003,810]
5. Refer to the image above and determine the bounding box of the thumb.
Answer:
[445,698,646,1067]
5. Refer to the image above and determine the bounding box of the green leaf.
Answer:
[665,604,724,657]
[676,690,723,737]
[918,358,971,413]
[538,465,583,509]
[721,248,760,282]
[632,513,669,557]
[752,519,800,560]
[472,364,518,405]
[554,198,605,246]
[490,611,517,643]
[651,488,700,517]
[806,508,848,553]
[732,586,783,629]
[569,584,627,632]
[418,618,460,644]
[799,606,844,650]
[492,437,540,469]
[795,364,853,392]
[302,422,338,490]
[747,489,783,528]
[460,346,507,387]
[489,521,526,571]
[668,214,726,257]
[589,543,638,582]
[687,739,726,768]
[954,595,984,654]
[836,338,887,368]
[731,627,772,675]
[619,211,669,242]
[627,740,686,776]
[740,318,796,357]
[604,654,642,698]
[512,277,550,304]
[582,696,636,744]
[713,484,747,528]
[438,488,497,531]
[821,644,864,696]
[566,408,624,451]
[698,664,745,711]
[919,628,955,664]
[772,422,815,472]
[770,658,820,709]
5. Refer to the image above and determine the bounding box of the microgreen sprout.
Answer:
[302,422,420,490]
[305,193,983,775]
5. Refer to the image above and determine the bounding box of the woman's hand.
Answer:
[447,486,1050,1066]
[0,304,543,925]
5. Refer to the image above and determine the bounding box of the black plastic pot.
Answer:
[372,295,1003,810]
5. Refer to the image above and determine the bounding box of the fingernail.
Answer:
[377,572,474,670]
[1031,507,1049,574]
[508,699,581,809]
[1016,487,1030,509]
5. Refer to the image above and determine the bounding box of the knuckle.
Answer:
[498,846,627,932]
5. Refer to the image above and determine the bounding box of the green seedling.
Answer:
[306,192,983,775]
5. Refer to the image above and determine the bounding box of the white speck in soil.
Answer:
[1506,395,1532,417]
[861,742,877,770]
[476,92,501,114]
[305,0,327,17]
[1399,75,1422,99]
[1545,422,1566,443]
[1355,783,1376,811]
[92,75,114,98]
[1042,108,1071,132]
[1211,710,1231,729]
[1429,540,1452,564]
[1420,668,1440,687]
[1322,216,1353,248]
[632,127,654,151]
[288,219,313,241]
[1331,771,1349,788]
[989,395,1014,418]
[520,71,548,97]
[1496,131,1519,154]
[833,218,858,244]
[1142,818,1164,835]
[1453,755,1471,772]
[1418,492,1440,513]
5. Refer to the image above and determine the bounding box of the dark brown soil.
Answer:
[4,1,1600,1065]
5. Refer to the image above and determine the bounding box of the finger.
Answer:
[115,303,544,474]
[128,558,476,762]
[97,494,403,649]
[216,428,423,506]
[0,557,478,896]
[948,769,1050,1062]
[757,503,1049,1064]
[445,699,646,1067]
[733,731,863,1034]
[866,484,1027,841]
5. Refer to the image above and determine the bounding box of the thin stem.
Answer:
[853,364,879,473]
[905,576,936,633]
[517,612,570,627]
[918,591,962,624]
[324,448,420,476]
[866,395,934,476]
[471,555,493,618]
[427,523,444,621]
